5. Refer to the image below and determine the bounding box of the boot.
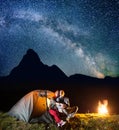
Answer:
[66,106,78,121]
[57,120,66,127]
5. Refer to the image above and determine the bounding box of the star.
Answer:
[0,0,119,78]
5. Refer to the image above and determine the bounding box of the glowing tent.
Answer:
[8,90,55,122]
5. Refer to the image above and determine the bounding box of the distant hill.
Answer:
[68,73,119,86]
[10,49,67,82]
[0,49,68,91]
[1,48,119,90]
[0,48,119,113]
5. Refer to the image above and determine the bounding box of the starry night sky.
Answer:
[0,0,119,78]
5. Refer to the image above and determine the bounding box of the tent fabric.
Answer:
[8,90,55,122]
[30,111,55,124]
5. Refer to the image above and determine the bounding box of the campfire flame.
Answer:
[98,100,108,114]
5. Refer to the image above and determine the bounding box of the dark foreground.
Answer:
[0,112,119,130]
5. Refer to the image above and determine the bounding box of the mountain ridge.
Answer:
[8,49,67,81]
[0,48,119,88]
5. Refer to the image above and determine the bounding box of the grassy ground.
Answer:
[0,112,119,130]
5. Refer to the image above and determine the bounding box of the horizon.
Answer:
[0,48,119,79]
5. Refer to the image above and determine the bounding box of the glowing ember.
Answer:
[98,100,109,114]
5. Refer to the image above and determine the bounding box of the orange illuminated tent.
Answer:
[8,90,55,122]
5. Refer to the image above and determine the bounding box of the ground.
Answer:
[0,112,119,130]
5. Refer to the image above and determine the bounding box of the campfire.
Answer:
[98,100,109,115]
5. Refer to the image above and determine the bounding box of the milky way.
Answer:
[0,0,119,78]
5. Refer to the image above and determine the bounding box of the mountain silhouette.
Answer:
[5,49,68,87]
[1,48,119,88]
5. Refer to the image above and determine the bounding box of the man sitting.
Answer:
[48,90,78,127]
